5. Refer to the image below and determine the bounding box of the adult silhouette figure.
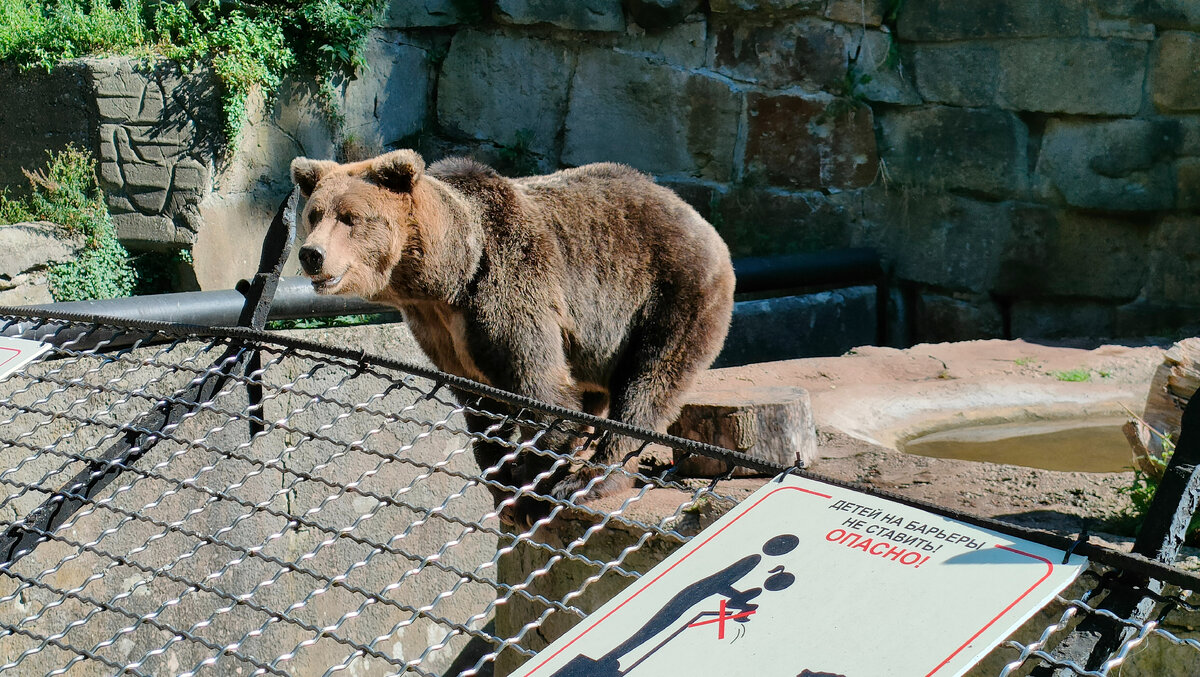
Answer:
[550,534,800,676]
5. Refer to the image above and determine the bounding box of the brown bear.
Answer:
[290,149,735,526]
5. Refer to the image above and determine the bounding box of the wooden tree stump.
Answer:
[666,386,817,477]
[1132,338,1200,476]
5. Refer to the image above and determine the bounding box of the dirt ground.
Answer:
[690,338,1172,541]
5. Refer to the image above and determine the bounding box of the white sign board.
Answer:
[521,473,1086,677]
[0,337,48,380]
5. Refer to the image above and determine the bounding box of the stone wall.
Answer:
[2,0,1199,342]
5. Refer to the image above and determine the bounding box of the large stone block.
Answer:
[1101,0,1200,31]
[876,107,1028,198]
[1035,119,1179,211]
[914,292,1003,343]
[715,287,878,366]
[562,50,741,180]
[493,0,624,31]
[1153,31,1200,112]
[1143,215,1200,304]
[824,0,885,26]
[713,18,850,90]
[1090,17,1156,40]
[744,92,878,190]
[999,39,1148,114]
[0,222,82,280]
[711,187,859,257]
[855,189,1016,293]
[91,59,169,123]
[342,32,430,149]
[906,43,998,108]
[172,159,207,192]
[437,31,574,159]
[896,0,1088,40]
[0,280,52,305]
[910,39,1148,115]
[110,210,197,249]
[89,58,207,130]
[1010,301,1117,339]
[995,208,1151,301]
[382,0,482,27]
[611,15,707,68]
[98,124,192,170]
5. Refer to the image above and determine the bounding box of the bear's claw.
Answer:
[504,467,634,531]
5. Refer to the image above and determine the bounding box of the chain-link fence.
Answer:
[0,311,1195,676]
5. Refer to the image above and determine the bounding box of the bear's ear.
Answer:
[291,158,338,197]
[366,149,425,194]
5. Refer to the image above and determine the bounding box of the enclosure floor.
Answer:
[693,338,1174,550]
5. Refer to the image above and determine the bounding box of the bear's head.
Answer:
[291,149,425,299]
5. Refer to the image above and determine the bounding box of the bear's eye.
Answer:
[307,210,322,226]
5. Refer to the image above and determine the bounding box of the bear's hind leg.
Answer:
[551,284,734,503]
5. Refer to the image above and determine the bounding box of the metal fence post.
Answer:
[1031,391,1200,675]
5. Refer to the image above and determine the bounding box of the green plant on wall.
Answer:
[153,0,294,144]
[496,130,540,177]
[0,0,147,68]
[0,0,384,149]
[0,146,136,301]
[818,45,873,125]
[1114,434,1200,543]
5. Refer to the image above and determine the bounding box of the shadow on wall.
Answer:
[715,287,880,367]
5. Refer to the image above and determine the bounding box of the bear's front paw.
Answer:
[550,466,633,505]
[504,494,555,532]
[505,466,636,530]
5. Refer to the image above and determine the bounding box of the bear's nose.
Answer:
[299,245,325,276]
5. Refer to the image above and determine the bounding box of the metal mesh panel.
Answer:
[0,314,749,677]
[981,567,1200,677]
[0,312,1195,677]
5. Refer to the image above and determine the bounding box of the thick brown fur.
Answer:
[291,149,735,525]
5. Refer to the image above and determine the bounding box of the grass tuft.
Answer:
[1051,368,1091,382]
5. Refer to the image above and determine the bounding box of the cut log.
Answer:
[667,386,817,477]
[1140,338,1200,461]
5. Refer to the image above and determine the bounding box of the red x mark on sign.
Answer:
[687,599,756,639]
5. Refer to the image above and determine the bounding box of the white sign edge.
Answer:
[0,337,50,381]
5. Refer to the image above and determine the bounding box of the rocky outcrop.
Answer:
[0,222,84,305]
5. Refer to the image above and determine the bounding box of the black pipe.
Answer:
[9,250,886,351]
[22,250,883,326]
[22,277,390,326]
[731,248,882,295]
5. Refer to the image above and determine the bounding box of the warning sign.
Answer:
[520,474,1086,677]
[0,337,48,381]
